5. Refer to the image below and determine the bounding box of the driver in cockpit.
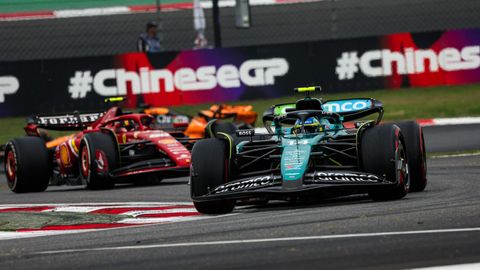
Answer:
[292,117,322,134]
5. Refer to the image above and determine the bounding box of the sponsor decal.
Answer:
[59,144,71,167]
[0,76,19,103]
[155,114,190,124]
[68,58,289,99]
[36,113,103,126]
[322,99,372,113]
[236,129,255,137]
[315,172,381,182]
[273,104,295,116]
[336,46,480,80]
[213,176,274,193]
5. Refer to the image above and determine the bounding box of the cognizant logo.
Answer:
[68,58,289,99]
[335,46,480,80]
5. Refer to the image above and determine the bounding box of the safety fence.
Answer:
[1,28,479,116]
[0,0,479,61]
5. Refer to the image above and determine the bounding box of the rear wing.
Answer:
[322,98,384,122]
[29,112,104,131]
[263,98,384,124]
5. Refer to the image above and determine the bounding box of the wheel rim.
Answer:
[5,150,16,184]
[397,142,410,191]
[80,146,90,180]
[420,131,427,178]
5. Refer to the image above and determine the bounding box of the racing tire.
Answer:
[212,122,238,136]
[191,138,235,214]
[4,137,51,193]
[360,124,410,201]
[79,133,119,190]
[393,121,427,192]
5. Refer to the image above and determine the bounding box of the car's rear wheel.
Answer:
[361,124,409,200]
[191,138,235,214]
[393,121,427,192]
[79,132,119,190]
[4,137,51,193]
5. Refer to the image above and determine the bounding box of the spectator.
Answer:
[137,21,161,53]
[193,32,208,49]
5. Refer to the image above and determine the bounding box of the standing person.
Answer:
[193,0,208,49]
[137,21,161,53]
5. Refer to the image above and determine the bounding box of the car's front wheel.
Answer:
[361,124,410,200]
[190,138,235,214]
[79,132,119,190]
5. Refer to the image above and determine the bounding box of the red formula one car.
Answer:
[3,105,192,193]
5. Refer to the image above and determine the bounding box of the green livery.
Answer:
[190,86,427,214]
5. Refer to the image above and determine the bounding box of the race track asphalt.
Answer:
[422,124,480,153]
[0,124,479,269]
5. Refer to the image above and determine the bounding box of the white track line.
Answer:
[409,262,480,270]
[431,152,480,159]
[432,117,480,126]
[0,202,194,208]
[54,7,130,18]
[36,227,480,255]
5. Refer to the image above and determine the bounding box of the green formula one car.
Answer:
[190,87,427,214]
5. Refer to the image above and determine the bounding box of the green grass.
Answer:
[0,0,181,13]
[1,84,480,144]
[0,212,125,231]
[171,84,480,121]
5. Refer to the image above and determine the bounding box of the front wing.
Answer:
[192,170,398,201]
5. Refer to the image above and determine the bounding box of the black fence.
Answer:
[2,28,479,117]
[0,0,480,61]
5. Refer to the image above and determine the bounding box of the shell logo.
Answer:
[60,144,71,167]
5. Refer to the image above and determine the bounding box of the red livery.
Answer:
[4,105,193,193]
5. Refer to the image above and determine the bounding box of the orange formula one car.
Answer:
[143,104,258,139]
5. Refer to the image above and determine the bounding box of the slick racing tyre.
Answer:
[79,132,119,190]
[212,122,238,136]
[361,124,410,200]
[393,121,427,192]
[191,138,235,214]
[4,137,51,193]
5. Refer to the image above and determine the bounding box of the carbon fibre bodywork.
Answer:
[191,93,405,204]
[5,106,192,189]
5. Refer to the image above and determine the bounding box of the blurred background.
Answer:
[1,0,479,61]
[1,0,480,144]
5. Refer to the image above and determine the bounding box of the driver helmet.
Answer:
[119,120,135,131]
[293,117,321,134]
